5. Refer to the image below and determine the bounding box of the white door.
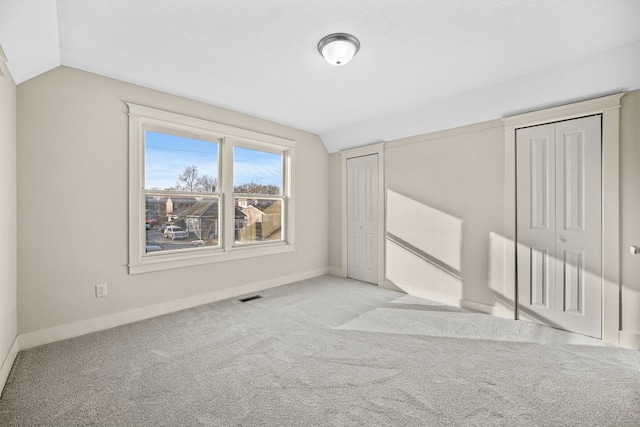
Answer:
[347,154,379,284]
[516,115,602,338]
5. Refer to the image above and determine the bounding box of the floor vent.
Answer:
[239,295,263,303]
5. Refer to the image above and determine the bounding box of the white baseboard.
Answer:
[381,279,403,292]
[619,330,640,350]
[19,267,329,350]
[398,287,462,307]
[460,299,494,315]
[328,267,346,277]
[1,335,20,396]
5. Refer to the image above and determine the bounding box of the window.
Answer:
[233,147,283,245]
[128,104,295,274]
[145,131,221,253]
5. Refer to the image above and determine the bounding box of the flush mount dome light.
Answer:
[317,33,360,66]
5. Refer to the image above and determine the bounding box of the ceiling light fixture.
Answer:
[317,33,360,66]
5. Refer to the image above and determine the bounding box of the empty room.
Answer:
[1,1,640,425]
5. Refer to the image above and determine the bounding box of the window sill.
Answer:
[129,243,295,274]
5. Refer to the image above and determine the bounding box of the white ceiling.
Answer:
[1,0,639,152]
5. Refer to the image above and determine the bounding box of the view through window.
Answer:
[233,147,284,245]
[144,133,286,254]
[144,131,220,253]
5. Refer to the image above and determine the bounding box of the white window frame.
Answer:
[128,104,296,274]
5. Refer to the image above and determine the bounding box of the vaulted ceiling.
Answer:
[1,1,639,152]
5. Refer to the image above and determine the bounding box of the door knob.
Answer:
[630,245,640,255]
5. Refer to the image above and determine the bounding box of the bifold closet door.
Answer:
[517,115,602,338]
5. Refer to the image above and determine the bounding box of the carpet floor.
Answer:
[1,275,639,426]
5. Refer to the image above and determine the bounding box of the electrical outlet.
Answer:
[96,283,107,298]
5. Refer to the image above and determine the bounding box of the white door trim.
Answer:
[503,93,624,345]
[340,143,385,286]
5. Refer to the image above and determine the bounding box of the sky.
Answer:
[145,131,282,191]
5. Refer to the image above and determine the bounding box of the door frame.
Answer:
[503,93,624,345]
[340,143,385,286]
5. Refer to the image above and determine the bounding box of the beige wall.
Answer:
[329,90,640,346]
[328,120,506,309]
[0,52,18,379]
[16,66,329,336]
[384,121,505,309]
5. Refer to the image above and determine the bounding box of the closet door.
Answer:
[517,123,558,329]
[346,154,379,284]
[516,116,602,338]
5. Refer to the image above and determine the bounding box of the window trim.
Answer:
[128,103,296,274]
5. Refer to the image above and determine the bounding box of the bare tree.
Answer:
[175,165,199,191]
[233,181,280,195]
[197,174,218,192]
[171,166,218,192]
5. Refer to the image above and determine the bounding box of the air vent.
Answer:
[239,295,263,303]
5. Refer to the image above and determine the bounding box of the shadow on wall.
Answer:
[385,190,463,306]
[385,191,517,318]
[385,193,565,329]
[385,191,625,342]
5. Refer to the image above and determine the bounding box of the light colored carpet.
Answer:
[1,275,639,426]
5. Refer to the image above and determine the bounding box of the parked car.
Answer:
[159,222,172,233]
[146,223,151,230]
[164,225,187,240]
[145,245,163,253]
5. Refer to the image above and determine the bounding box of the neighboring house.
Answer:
[261,201,282,241]
[172,199,247,241]
[240,205,264,226]
[166,196,197,219]
[238,205,265,242]
[173,199,220,240]
[237,201,282,242]
[145,195,200,224]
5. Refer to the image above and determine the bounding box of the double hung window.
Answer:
[128,104,295,274]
